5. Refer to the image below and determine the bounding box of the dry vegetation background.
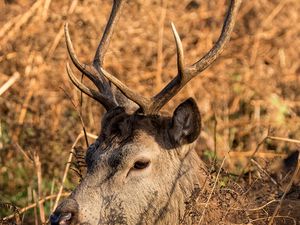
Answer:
[0,0,299,224]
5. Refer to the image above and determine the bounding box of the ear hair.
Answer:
[168,98,201,145]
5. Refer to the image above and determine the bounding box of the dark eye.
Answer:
[133,160,150,170]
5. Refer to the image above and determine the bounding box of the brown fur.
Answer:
[53,100,217,224]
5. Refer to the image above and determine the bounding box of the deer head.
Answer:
[50,0,241,224]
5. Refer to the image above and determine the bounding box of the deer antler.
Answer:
[64,0,127,111]
[150,0,242,113]
[100,0,242,114]
[65,0,241,114]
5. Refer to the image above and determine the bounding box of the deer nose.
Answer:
[50,198,78,225]
[50,212,72,225]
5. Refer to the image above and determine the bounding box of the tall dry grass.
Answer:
[0,0,299,224]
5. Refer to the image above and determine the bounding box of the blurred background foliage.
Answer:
[0,0,299,223]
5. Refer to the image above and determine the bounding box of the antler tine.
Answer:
[93,0,125,70]
[171,22,185,78]
[66,63,117,110]
[91,0,153,113]
[65,23,111,95]
[149,0,242,113]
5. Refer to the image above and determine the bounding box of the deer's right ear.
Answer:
[168,98,201,145]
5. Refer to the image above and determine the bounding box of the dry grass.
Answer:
[0,0,299,224]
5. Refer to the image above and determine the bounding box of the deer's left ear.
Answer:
[168,98,201,145]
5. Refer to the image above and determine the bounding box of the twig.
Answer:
[49,179,55,211]
[2,193,69,221]
[0,0,44,47]
[268,136,300,144]
[0,14,22,39]
[213,113,218,168]
[17,80,35,125]
[13,143,33,162]
[42,0,52,20]
[267,150,300,225]
[0,122,2,150]
[0,72,20,96]
[33,152,45,223]
[32,190,38,225]
[47,0,78,57]
[61,87,89,148]
[86,132,97,140]
[52,132,83,211]
[229,151,286,158]
[250,158,279,187]
[263,1,288,27]
[13,78,36,141]
[251,216,296,225]
[199,150,230,224]
[231,199,278,211]
[238,128,270,181]
[52,131,97,211]
[0,202,20,224]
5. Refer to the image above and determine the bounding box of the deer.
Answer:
[50,0,243,224]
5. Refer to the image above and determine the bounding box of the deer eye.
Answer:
[133,160,150,170]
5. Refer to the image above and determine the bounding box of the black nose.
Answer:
[50,198,78,225]
[50,212,72,225]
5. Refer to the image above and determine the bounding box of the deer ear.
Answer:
[168,98,201,145]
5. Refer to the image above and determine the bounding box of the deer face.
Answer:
[51,0,241,223]
[51,99,206,224]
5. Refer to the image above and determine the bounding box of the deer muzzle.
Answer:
[50,198,79,225]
